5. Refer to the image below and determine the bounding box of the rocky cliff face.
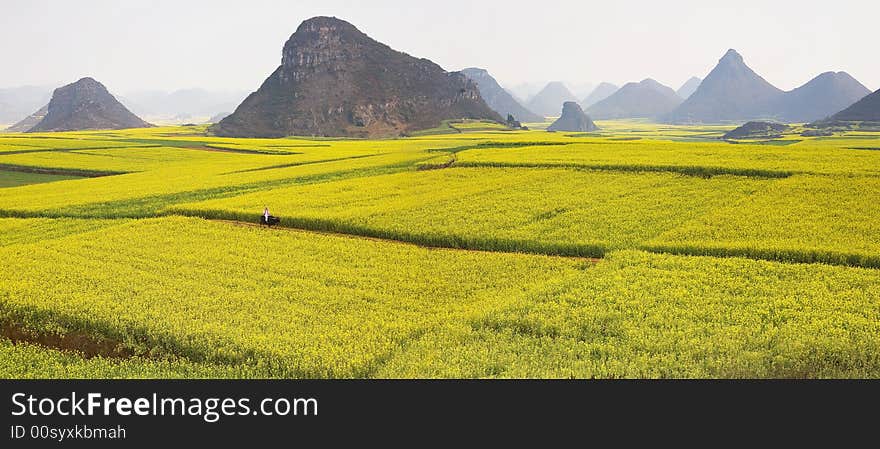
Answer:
[547,102,598,132]
[26,78,151,132]
[211,17,500,138]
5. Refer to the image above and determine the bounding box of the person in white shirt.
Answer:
[263,206,270,225]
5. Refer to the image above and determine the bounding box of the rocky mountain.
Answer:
[0,85,53,125]
[5,104,48,132]
[768,72,870,123]
[723,121,789,139]
[815,88,880,124]
[527,82,579,117]
[461,68,543,122]
[27,78,152,132]
[212,17,500,138]
[586,79,682,119]
[676,77,702,100]
[665,49,784,123]
[581,82,619,108]
[547,102,599,132]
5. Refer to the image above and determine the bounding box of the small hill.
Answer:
[212,17,500,138]
[461,68,543,122]
[586,79,682,119]
[772,72,871,123]
[813,88,880,125]
[5,104,48,132]
[527,82,579,117]
[27,78,151,132]
[581,82,619,108]
[676,77,702,99]
[665,49,783,123]
[547,102,599,132]
[722,121,789,140]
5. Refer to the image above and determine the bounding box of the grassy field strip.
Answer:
[0,217,584,377]
[170,167,769,258]
[0,170,83,188]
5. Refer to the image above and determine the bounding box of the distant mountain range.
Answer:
[581,82,619,108]
[676,77,702,100]
[665,49,870,123]
[768,71,871,122]
[586,79,682,120]
[123,88,248,120]
[527,82,579,117]
[461,68,543,122]
[815,88,880,124]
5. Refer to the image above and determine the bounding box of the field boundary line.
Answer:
[207,218,603,262]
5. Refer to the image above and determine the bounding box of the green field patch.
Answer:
[0,169,82,188]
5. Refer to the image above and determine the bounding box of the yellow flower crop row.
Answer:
[171,167,768,257]
[0,217,581,378]
[646,174,880,267]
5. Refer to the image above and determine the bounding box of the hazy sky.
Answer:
[2,0,877,94]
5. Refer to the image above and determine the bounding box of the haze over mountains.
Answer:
[817,88,880,124]
[767,72,870,123]
[123,88,248,122]
[676,77,702,100]
[665,49,870,123]
[581,82,619,108]
[6,105,48,132]
[527,82,579,117]
[26,77,151,132]
[461,68,543,123]
[212,17,500,138]
[586,78,682,120]
[0,86,53,125]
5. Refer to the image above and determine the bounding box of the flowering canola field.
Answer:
[1,123,879,378]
